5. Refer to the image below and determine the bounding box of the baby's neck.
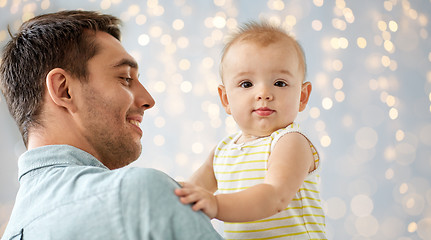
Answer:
[236,133,268,144]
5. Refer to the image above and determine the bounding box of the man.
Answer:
[0,10,222,239]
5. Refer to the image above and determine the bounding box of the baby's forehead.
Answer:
[240,33,296,46]
[238,37,297,51]
[224,37,304,67]
[221,37,306,82]
[227,34,301,55]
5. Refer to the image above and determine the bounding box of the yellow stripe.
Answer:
[241,143,271,148]
[225,214,325,224]
[217,143,271,151]
[292,196,321,202]
[298,188,320,193]
[219,186,249,191]
[220,136,234,146]
[217,177,265,183]
[215,168,267,174]
[225,222,325,233]
[215,151,270,158]
[284,205,323,211]
[225,230,326,240]
[214,159,267,166]
[304,180,317,185]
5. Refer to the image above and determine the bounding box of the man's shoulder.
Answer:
[115,167,180,197]
[117,167,178,186]
[116,168,224,240]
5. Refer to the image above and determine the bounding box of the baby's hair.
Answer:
[220,20,307,82]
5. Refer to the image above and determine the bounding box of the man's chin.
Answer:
[107,144,142,169]
[126,144,142,165]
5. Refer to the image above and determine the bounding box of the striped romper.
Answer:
[213,123,326,240]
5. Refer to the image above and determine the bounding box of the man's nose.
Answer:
[135,81,155,110]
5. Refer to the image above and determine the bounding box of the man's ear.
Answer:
[218,85,231,115]
[299,82,312,112]
[45,68,77,113]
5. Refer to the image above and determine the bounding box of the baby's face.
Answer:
[219,40,307,140]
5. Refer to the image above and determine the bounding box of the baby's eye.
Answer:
[240,81,253,88]
[274,80,287,87]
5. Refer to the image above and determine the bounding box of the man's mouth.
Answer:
[128,119,141,128]
[127,115,143,135]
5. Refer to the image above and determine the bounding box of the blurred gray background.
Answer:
[1,0,431,239]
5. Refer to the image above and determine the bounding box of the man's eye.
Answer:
[274,81,287,87]
[240,81,253,88]
[120,77,132,84]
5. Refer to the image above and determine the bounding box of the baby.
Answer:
[176,21,326,239]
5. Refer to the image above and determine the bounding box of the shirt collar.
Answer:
[18,145,108,181]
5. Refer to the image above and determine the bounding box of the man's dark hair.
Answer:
[0,10,121,147]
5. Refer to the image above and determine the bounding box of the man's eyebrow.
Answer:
[112,58,138,69]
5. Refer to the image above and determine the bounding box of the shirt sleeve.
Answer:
[119,168,223,240]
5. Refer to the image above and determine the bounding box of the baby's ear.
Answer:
[218,85,231,115]
[299,82,312,112]
[45,68,77,113]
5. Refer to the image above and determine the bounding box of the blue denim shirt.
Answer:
[1,145,223,240]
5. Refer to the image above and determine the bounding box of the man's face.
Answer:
[73,31,155,169]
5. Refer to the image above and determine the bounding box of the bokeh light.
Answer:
[0,1,430,239]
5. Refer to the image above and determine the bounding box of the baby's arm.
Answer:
[175,148,218,218]
[217,132,315,222]
[188,147,218,192]
[177,132,315,222]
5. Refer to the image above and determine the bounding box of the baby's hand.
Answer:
[174,182,218,219]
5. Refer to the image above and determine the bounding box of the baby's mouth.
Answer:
[253,107,275,116]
